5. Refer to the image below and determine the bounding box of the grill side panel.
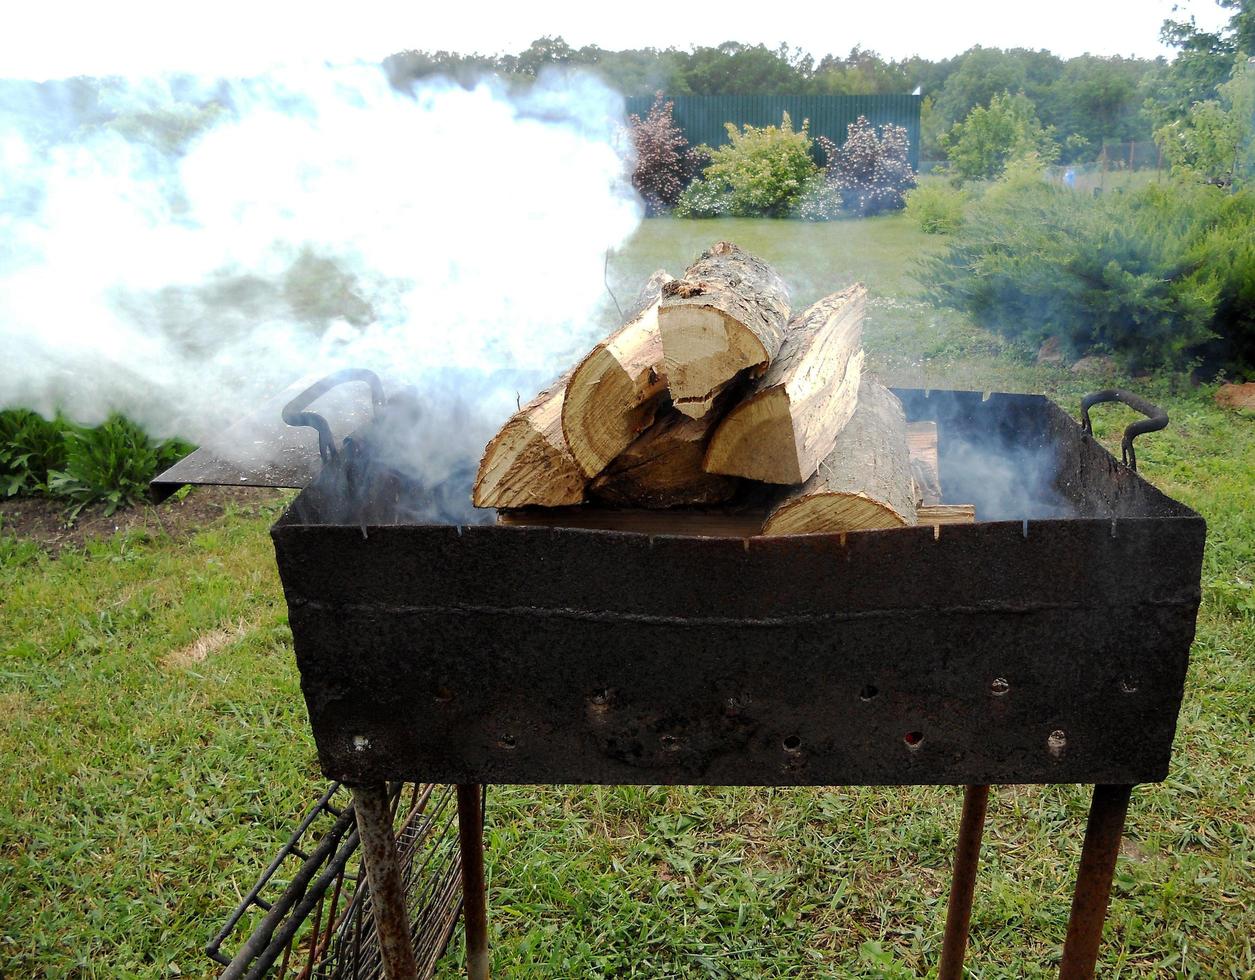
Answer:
[273,517,1203,787]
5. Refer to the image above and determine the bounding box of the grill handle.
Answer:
[1080,389,1168,472]
[282,369,386,464]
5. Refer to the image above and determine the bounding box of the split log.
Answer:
[561,270,673,478]
[659,241,790,419]
[761,379,917,535]
[704,286,866,484]
[917,504,975,527]
[907,421,942,505]
[589,403,740,509]
[472,376,585,509]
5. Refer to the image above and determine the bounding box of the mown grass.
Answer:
[2,214,1252,977]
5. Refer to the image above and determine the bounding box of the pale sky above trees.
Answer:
[0,0,1234,79]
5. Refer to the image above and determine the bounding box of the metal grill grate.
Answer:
[208,782,466,979]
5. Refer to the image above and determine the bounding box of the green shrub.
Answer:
[0,409,69,497]
[905,180,971,234]
[919,175,1255,370]
[677,112,819,218]
[46,415,191,518]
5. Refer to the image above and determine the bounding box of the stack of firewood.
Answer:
[474,241,973,536]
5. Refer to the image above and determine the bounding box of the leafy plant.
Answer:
[626,94,703,214]
[1155,53,1255,186]
[675,112,818,217]
[0,409,69,497]
[46,415,191,518]
[919,175,1255,370]
[941,91,1060,182]
[905,179,971,233]
[817,115,916,216]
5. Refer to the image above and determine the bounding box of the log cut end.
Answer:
[562,296,668,478]
[761,491,911,535]
[659,242,790,419]
[659,304,771,418]
[473,382,586,509]
[589,405,740,509]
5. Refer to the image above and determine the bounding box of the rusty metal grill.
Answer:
[208,782,465,979]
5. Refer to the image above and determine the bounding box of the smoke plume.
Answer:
[0,63,641,503]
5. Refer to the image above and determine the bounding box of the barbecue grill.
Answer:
[164,371,1204,979]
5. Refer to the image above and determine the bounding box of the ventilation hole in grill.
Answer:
[990,677,1010,696]
[904,731,924,750]
[859,685,879,701]
[1120,677,1139,694]
[782,734,802,752]
[1047,730,1067,757]
[497,734,517,750]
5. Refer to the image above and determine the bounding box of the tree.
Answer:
[933,47,1063,132]
[941,92,1059,181]
[1156,54,1255,185]
[678,43,802,95]
[1150,0,1255,124]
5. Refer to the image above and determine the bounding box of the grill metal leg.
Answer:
[1059,784,1133,980]
[457,784,490,980]
[939,784,990,980]
[351,783,419,980]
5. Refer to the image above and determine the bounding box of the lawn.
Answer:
[2,214,1252,977]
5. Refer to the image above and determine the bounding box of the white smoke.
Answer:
[0,64,641,476]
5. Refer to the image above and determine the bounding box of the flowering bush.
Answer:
[792,172,845,220]
[818,116,917,216]
[676,112,819,218]
[627,94,701,214]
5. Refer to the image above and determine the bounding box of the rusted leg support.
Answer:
[350,784,418,980]
[1059,784,1133,980]
[938,784,990,980]
[457,784,490,980]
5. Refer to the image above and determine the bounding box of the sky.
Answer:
[0,0,1236,80]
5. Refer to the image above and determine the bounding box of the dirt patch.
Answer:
[0,486,287,556]
[1215,381,1255,412]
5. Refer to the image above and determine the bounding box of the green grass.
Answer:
[3,214,1253,977]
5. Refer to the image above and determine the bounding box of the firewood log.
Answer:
[907,421,942,505]
[561,270,673,478]
[761,379,917,535]
[659,241,790,419]
[704,286,866,484]
[472,375,585,509]
[589,402,740,509]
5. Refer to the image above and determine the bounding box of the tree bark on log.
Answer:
[472,375,585,509]
[659,241,790,419]
[561,270,673,479]
[589,402,740,509]
[761,379,917,535]
[704,285,866,484]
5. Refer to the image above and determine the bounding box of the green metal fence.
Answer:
[624,94,923,170]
